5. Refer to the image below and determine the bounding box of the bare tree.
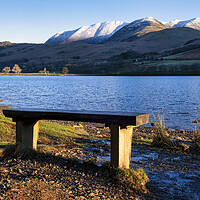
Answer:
[2,67,11,74]
[12,64,22,74]
[62,66,69,75]
[39,67,48,74]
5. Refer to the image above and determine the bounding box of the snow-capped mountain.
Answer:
[108,17,166,42]
[165,18,200,30]
[164,19,181,27]
[46,21,127,45]
[46,17,200,45]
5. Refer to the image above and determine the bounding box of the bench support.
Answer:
[16,120,39,149]
[110,125,133,169]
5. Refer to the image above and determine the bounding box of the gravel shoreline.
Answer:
[0,151,152,200]
[50,119,194,142]
[0,105,199,199]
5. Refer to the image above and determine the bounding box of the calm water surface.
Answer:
[0,76,199,130]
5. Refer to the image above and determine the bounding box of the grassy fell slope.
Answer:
[1,27,200,73]
[108,17,166,42]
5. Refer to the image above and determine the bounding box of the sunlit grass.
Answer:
[0,111,97,149]
[0,113,90,147]
[39,121,78,144]
[0,115,15,145]
[102,163,149,192]
[132,138,152,146]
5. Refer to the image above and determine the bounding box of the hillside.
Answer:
[108,17,166,42]
[130,27,200,52]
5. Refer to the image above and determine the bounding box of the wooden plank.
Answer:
[3,108,149,126]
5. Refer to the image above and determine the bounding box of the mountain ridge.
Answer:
[45,17,200,45]
[165,18,200,30]
[46,21,127,45]
[108,17,166,42]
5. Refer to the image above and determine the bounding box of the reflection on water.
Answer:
[0,75,199,130]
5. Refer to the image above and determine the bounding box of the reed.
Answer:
[151,109,176,149]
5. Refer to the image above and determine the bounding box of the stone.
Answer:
[176,141,191,151]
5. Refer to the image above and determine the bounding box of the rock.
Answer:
[89,192,95,197]
[151,122,157,127]
[11,188,19,192]
[176,141,191,151]
[193,120,200,123]
[176,129,183,132]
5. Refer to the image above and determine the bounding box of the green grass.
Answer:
[103,164,149,192]
[39,121,78,144]
[116,168,149,189]
[0,114,93,148]
[0,115,15,145]
[132,139,152,146]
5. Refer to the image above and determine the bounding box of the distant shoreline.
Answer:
[0,73,76,76]
[0,73,200,76]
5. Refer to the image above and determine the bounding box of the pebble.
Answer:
[1,154,148,199]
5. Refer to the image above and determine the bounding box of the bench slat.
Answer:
[3,108,149,126]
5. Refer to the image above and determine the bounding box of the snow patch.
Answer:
[46,21,127,44]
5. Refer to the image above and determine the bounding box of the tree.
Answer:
[62,66,69,75]
[2,67,10,74]
[12,64,22,74]
[38,67,48,74]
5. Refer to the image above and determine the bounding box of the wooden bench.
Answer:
[3,108,149,169]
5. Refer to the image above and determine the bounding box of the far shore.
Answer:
[0,72,200,76]
[0,73,77,76]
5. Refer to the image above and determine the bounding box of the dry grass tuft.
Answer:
[192,107,200,151]
[151,110,176,149]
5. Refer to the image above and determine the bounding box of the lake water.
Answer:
[0,75,199,130]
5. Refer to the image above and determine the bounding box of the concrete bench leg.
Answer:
[16,120,39,149]
[110,125,133,169]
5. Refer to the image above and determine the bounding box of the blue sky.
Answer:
[0,0,200,43]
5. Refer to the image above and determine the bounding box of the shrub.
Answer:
[12,64,22,74]
[2,66,10,74]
